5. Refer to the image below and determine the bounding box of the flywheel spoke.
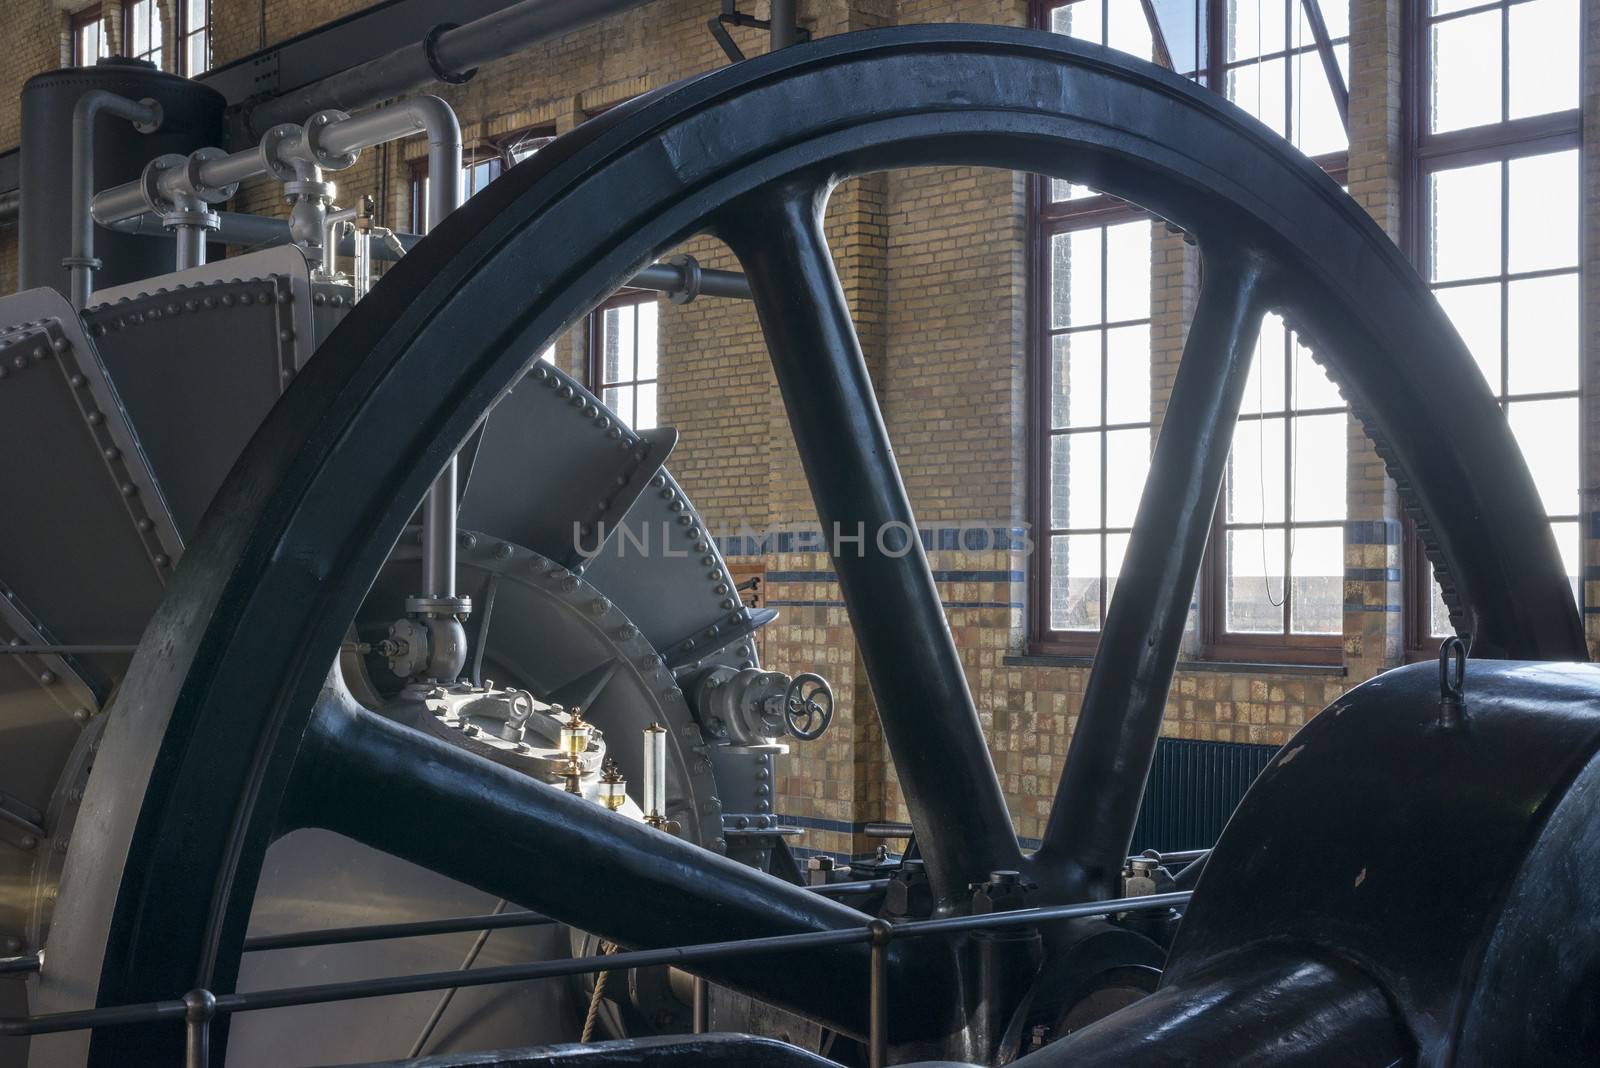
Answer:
[1032,250,1270,899]
[285,680,950,1038]
[716,181,1023,909]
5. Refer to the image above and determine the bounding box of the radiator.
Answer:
[1129,737,1280,854]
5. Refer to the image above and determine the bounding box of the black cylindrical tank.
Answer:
[19,57,225,296]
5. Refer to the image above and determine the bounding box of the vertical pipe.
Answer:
[770,0,798,49]
[692,975,709,1034]
[416,98,465,604]
[867,919,890,1068]
[173,224,206,271]
[182,990,215,1068]
[68,91,161,307]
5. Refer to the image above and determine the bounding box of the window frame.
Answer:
[1400,0,1584,658]
[408,123,557,234]
[121,0,164,68]
[72,6,108,67]
[178,0,211,76]
[586,289,660,431]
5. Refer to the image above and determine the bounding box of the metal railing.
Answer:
[0,889,1191,1068]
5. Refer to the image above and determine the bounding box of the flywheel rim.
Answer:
[35,24,1580,1065]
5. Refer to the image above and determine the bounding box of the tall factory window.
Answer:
[1203,317,1348,659]
[1404,0,1581,651]
[590,292,659,432]
[1218,0,1349,159]
[180,0,210,76]
[73,7,109,66]
[124,0,164,68]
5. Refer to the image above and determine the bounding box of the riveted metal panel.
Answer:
[88,249,317,538]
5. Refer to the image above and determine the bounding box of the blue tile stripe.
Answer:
[718,526,1029,557]
[1343,519,1401,545]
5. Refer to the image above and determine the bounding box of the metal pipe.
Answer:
[1033,252,1268,899]
[68,91,161,307]
[182,990,214,1068]
[721,183,1024,909]
[243,909,557,952]
[246,0,654,131]
[866,918,889,1068]
[0,953,41,976]
[771,0,798,49]
[0,891,1186,1037]
[172,219,207,271]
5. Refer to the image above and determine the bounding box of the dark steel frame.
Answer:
[33,28,1582,1064]
[1399,0,1585,659]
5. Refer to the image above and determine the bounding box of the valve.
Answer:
[781,673,833,741]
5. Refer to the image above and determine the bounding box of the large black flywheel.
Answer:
[33,24,1582,1067]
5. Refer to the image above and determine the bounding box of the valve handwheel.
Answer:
[783,673,834,741]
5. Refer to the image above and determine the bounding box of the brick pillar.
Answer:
[1341,0,1405,682]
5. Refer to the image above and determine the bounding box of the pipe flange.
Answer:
[667,254,703,305]
[160,209,220,232]
[303,110,360,171]
[132,97,163,135]
[406,594,473,620]
[138,154,187,217]
[183,147,238,203]
[423,23,477,84]
[257,126,302,183]
[59,256,102,271]
[283,179,336,204]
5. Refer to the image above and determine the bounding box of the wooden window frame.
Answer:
[178,0,210,76]
[1400,0,1584,659]
[122,0,164,67]
[586,289,659,428]
[72,6,108,66]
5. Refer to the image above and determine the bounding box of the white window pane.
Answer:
[636,300,659,380]
[1051,179,1100,203]
[1508,0,1579,120]
[537,345,553,363]
[1507,397,1578,518]
[1052,228,1103,328]
[1300,0,1349,44]
[1107,0,1154,59]
[1431,12,1502,133]
[1052,332,1102,428]
[1104,221,1151,323]
[1228,57,1288,137]
[1293,47,1348,157]
[1506,274,1578,395]
[635,382,658,431]
[1052,433,1102,529]
[1433,282,1502,391]
[132,3,150,54]
[1240,313,1287,415]
[603,305,633,383]
[188,0,207,25]
[1053,0,1104,43]
[1551,519,1581,609]
[1051,534,1102,630]
[1228,416,1287,523]
[603,386,627,424]
[1106,531,1131,615]
[1289,526,1343,634]
[1105,324,1150,425]
[1227,528,1286,633]
[185,32,208,75]
[1431,0,1482,13]
[1507,150,1578,274]
[1228,0,1287,62]
[1428,561,1453,637]
[1291,413,1347,522]
[1429,162,1501,282]
[1291,337,1344,410]
[1105,427,1151,528]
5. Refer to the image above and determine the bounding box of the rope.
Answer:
[581,941,619,1042]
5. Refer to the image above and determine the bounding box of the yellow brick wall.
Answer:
[0,0,1537,858]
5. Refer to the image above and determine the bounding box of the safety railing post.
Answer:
[867,918,891,1068]
[182,989,215,1068]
